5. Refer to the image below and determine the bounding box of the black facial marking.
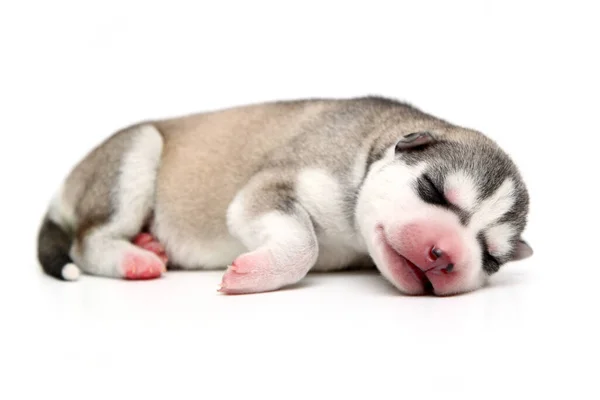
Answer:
[415,173,470,225]
[416,174,450,207]
[457,211,470,226]
[478,233,502,274]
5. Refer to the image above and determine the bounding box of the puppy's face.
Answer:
[356,131,532,295]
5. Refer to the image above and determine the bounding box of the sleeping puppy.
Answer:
[38,96,532,295]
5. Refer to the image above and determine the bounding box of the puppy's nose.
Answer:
[424,246,454,273]
[431,247,443,259]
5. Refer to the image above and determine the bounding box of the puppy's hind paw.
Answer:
[132,232,168,265]
[121,250,166,280]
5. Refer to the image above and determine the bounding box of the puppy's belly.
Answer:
[156,230,245,270]
[149,209,244,270]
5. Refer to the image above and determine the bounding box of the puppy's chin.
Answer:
[374,226,431,295]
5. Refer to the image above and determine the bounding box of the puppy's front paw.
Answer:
[219,249,280,294]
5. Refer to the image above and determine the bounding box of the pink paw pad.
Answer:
[219,251,274,294]
[132,233,168,264]
[122,251,165,280]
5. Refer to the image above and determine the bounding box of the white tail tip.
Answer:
[62,263,81,281]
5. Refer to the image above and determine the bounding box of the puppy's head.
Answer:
[356,129,532,295]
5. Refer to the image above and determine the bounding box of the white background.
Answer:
[1,1,598,399]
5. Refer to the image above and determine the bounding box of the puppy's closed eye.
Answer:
[417,175,449,207]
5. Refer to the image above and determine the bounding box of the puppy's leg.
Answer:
[221,174,319,294]
[69,125,166,279]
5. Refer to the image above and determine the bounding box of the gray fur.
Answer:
[64,124,142,242]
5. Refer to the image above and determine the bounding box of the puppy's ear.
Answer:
[512,239,533,261]
[395,131,436,152]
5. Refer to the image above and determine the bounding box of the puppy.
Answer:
[38,97,532,295]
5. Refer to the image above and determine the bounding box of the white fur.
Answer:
[61,263,81,281]
[469,178,515,233]
[356,151,429,285]
[70,230,144,276]
[71,125,165,277]
[296,169,347,233]
[445,171,478,211]
[296,168,367,270]
[226,190,250,246]
[356,149,430,242]
[251,212,317,265]
[485,223,515,257]
[298,169,365,243]
[105,125,163,237]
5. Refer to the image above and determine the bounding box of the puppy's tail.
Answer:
[37,199,80,281]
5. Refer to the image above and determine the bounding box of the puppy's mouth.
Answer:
[375,226,434,295]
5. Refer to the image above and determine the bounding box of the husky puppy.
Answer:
[38,97,532,295]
